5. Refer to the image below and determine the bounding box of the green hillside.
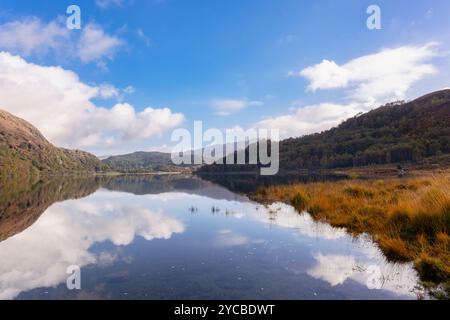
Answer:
[0,109,109,177]
[198,89,450,173]
[102,151,192,172]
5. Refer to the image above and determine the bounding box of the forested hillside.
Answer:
[102,151,193,172]
[198,89,450,173]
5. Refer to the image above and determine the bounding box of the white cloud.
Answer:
[97,84,136,101]
[96,0,127,9]
[300,60,350,91]
[254,102,363,139]
[123,85,136,94]
[98,83,120,99]
[298,43,438,104]
[256,43,440,139]
[0,17,69,57]
[212,99,263,116]
[0,17,123,66]
[0,52,184,152]
[136,28,152,47]
[77,23,123,63]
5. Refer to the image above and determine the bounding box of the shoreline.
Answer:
[248,170,450,299]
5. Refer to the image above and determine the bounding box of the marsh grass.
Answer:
[252,173,450,298]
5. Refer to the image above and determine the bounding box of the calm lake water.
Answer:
[0,175,424,299]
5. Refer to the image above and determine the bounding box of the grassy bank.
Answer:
[252,172,450,299]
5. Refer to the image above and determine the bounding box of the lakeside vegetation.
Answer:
[251,171,450,298]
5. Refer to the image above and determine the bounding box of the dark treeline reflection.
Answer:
[196,172,348,193]
[101,174,207,195]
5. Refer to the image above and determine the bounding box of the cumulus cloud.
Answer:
[0,52,184,152]
[98,83,121,99]
[77,23,123,63]
[254,102,362,139]
[0,17,69,57]
[0,17,123,66]
[255,43,439,139]
[97,84,135,101]
[298,43,438,103]
[212,99,263,116]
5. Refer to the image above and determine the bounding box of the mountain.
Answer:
[0,109,108,176]
[102,151,191,172]
[198,89,450,173]
[102,143,246,173]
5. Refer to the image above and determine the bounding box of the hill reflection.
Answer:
[0,176,101,242]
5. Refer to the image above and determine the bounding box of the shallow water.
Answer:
[0,175,423,299]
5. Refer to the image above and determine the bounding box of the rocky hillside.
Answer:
[0,110,108,176]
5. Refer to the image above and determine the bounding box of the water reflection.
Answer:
[0,176,101,242]
[0,190,185,299]
[214,201,421,297]
[197,172,348,193]
[0,175,424,299]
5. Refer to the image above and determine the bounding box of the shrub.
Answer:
[291,192,308,211]
[378,236,411,261]
[343,186,374,198]
[414,254,449,283]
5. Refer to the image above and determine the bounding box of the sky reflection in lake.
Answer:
[0,176,423,299]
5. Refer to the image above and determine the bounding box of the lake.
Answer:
[0,175,424,299]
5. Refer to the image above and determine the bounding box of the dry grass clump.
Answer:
[252,173,450,298]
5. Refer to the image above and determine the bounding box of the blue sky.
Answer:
[0,0,449,155]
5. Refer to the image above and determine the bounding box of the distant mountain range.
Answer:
[198,89,450,173]
[102,151,189,173]
[0,109,108,176]
[101,143,246,173]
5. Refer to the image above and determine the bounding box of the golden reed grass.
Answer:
[252,173,450,298]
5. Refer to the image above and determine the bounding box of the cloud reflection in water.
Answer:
[0,191,185,299]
